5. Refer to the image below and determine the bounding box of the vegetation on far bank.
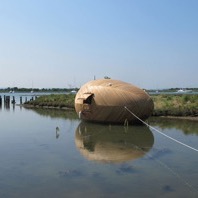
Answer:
[0,87,79,93]
[1,87,198,93]
[24,94,198,117]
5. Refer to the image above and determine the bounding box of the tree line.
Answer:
[0,87,79,93]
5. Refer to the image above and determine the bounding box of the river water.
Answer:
[0,96,198,198]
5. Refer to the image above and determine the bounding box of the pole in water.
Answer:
[0,96,2,109]
[11,96,15,104]
[20,97,22,104]
[124,119,129,127]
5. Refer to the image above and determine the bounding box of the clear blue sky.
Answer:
[0,0,197,89]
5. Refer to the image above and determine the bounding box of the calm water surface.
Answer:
[0,102,198,197]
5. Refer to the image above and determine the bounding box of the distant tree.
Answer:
[104,76,111,79]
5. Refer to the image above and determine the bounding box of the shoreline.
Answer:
[154,115,198,121]
[16,93,198,122]
[17,104,74,111]
[19,104,198,121]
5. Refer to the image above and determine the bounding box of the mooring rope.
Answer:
[124,106,198,152]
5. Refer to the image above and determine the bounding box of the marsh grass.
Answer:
[25,94,75,109]
[152,94,198,116]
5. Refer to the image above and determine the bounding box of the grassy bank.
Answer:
[24,94,198,117]
[24,94,75,109]
[152,94,198,117]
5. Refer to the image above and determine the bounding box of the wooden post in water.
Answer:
[20,97,22,104]
[5,96,10,104]
[11,96,16,104]
[0,96,2,108]
[5,96,10,109]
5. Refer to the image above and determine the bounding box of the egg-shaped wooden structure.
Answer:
[75,79,154,124]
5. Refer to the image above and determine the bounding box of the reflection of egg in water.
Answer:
[75,122,154,164]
